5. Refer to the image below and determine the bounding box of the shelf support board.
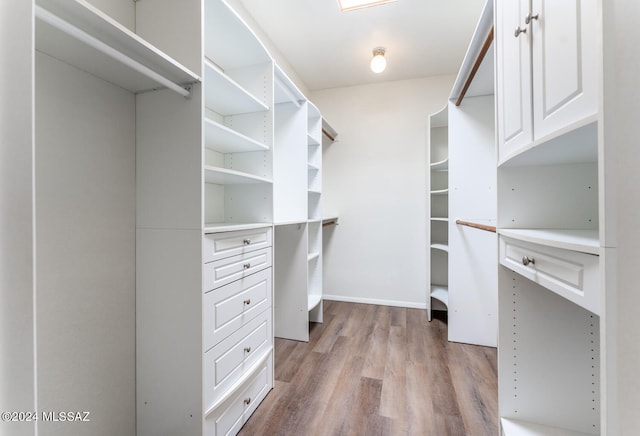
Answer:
[35,5,192,98]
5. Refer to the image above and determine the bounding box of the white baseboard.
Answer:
[322,293,427,310]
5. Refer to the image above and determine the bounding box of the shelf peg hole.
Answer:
[244,299,251,305]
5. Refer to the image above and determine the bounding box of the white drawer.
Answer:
[204,268,272,352]
[204,353,272,436]
[499,236,600,314]
[204,248,272,291]
[204,227,272,263]
[204,309,272,411]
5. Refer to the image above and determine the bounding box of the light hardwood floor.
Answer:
[238,300,498,435]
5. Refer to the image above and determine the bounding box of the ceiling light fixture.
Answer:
[337,0,398,13]
[370,47,386,73]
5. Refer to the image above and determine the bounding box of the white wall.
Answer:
[311,76,454,308]
[603,1,640,434]
[0,2,36,436]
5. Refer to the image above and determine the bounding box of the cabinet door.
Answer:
[496,0,533,162]
[531,0,597,139]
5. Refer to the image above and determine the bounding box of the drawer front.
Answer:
[204,268,272,351]
[205,354,273,436]
[204,309,272,411]
[204,227,272,263]
[204,248,272,291]
[499,236,600,314]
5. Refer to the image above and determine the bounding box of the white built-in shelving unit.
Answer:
[203,0,274,234]
[444,0,497,347]
[200,2,275,434]
[427,106,449,321]
[272,77,335,342]
[495,0,604,433]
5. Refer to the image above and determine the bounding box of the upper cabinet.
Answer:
[497,0,598,163]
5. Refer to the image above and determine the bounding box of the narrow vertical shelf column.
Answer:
[427,106,449,322]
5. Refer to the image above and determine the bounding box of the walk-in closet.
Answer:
[1,0,638,435]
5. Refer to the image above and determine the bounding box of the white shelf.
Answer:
[308,189,322,195]
[35,0,199,96]
[307,252,320,262]
[430,243,449,253]
[308,294,322,312]
[430,158,449,171]
[430,188,449,196]
[307,133,321,146]
[204,117,269,153]
[204,222,272,234]
[204,166,272,185]
[501,418,595,436]
[499,228,599,255]
[499,118,598,168]
[430,217,449,222]
[204,60,268,116]
[307,163,320,171]
[430,286,449,307]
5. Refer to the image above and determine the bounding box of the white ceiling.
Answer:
[236,0,487,91]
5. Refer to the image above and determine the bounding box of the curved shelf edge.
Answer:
[430,286,449,307]
[308,294,322,312]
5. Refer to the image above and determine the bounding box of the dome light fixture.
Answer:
[370,47,386,73]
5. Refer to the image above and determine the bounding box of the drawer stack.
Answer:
[203,226,274,435]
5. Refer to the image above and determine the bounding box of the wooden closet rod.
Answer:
[455,26,494,107]
[322,218,338,227]
[322,128,335,142]
[455,220,496,233]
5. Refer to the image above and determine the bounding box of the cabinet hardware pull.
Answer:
[243,263,251,269]
[244,398,251,405]
[525,12,539,24]
[243,239,251,245]
[522,256,535,266]
[243,299,251,305]
[514,26,527,37]
[244,347,251,353]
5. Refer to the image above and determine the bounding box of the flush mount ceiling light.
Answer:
[337,0,398,12]
[370,47,386,73]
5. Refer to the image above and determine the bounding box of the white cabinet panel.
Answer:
[204,226,272,263]
[204,355,273,436]
[204,310,272,411]
[204,248,272,291]
[531,0,598,140]
[204,268,272,352]
[496,0,597,162]
[496,0,532,159]
[500,236,600,315]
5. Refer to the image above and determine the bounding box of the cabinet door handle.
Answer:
[243,263,251,269]
[514,26,527,37]
[522,256,535,266]
[244,346,251,353]
[243,299,251,305]
[525,12,539,24]
[243,239,251,245]
[244,397,251,405]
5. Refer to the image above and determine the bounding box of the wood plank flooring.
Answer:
[238,301,498,436]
